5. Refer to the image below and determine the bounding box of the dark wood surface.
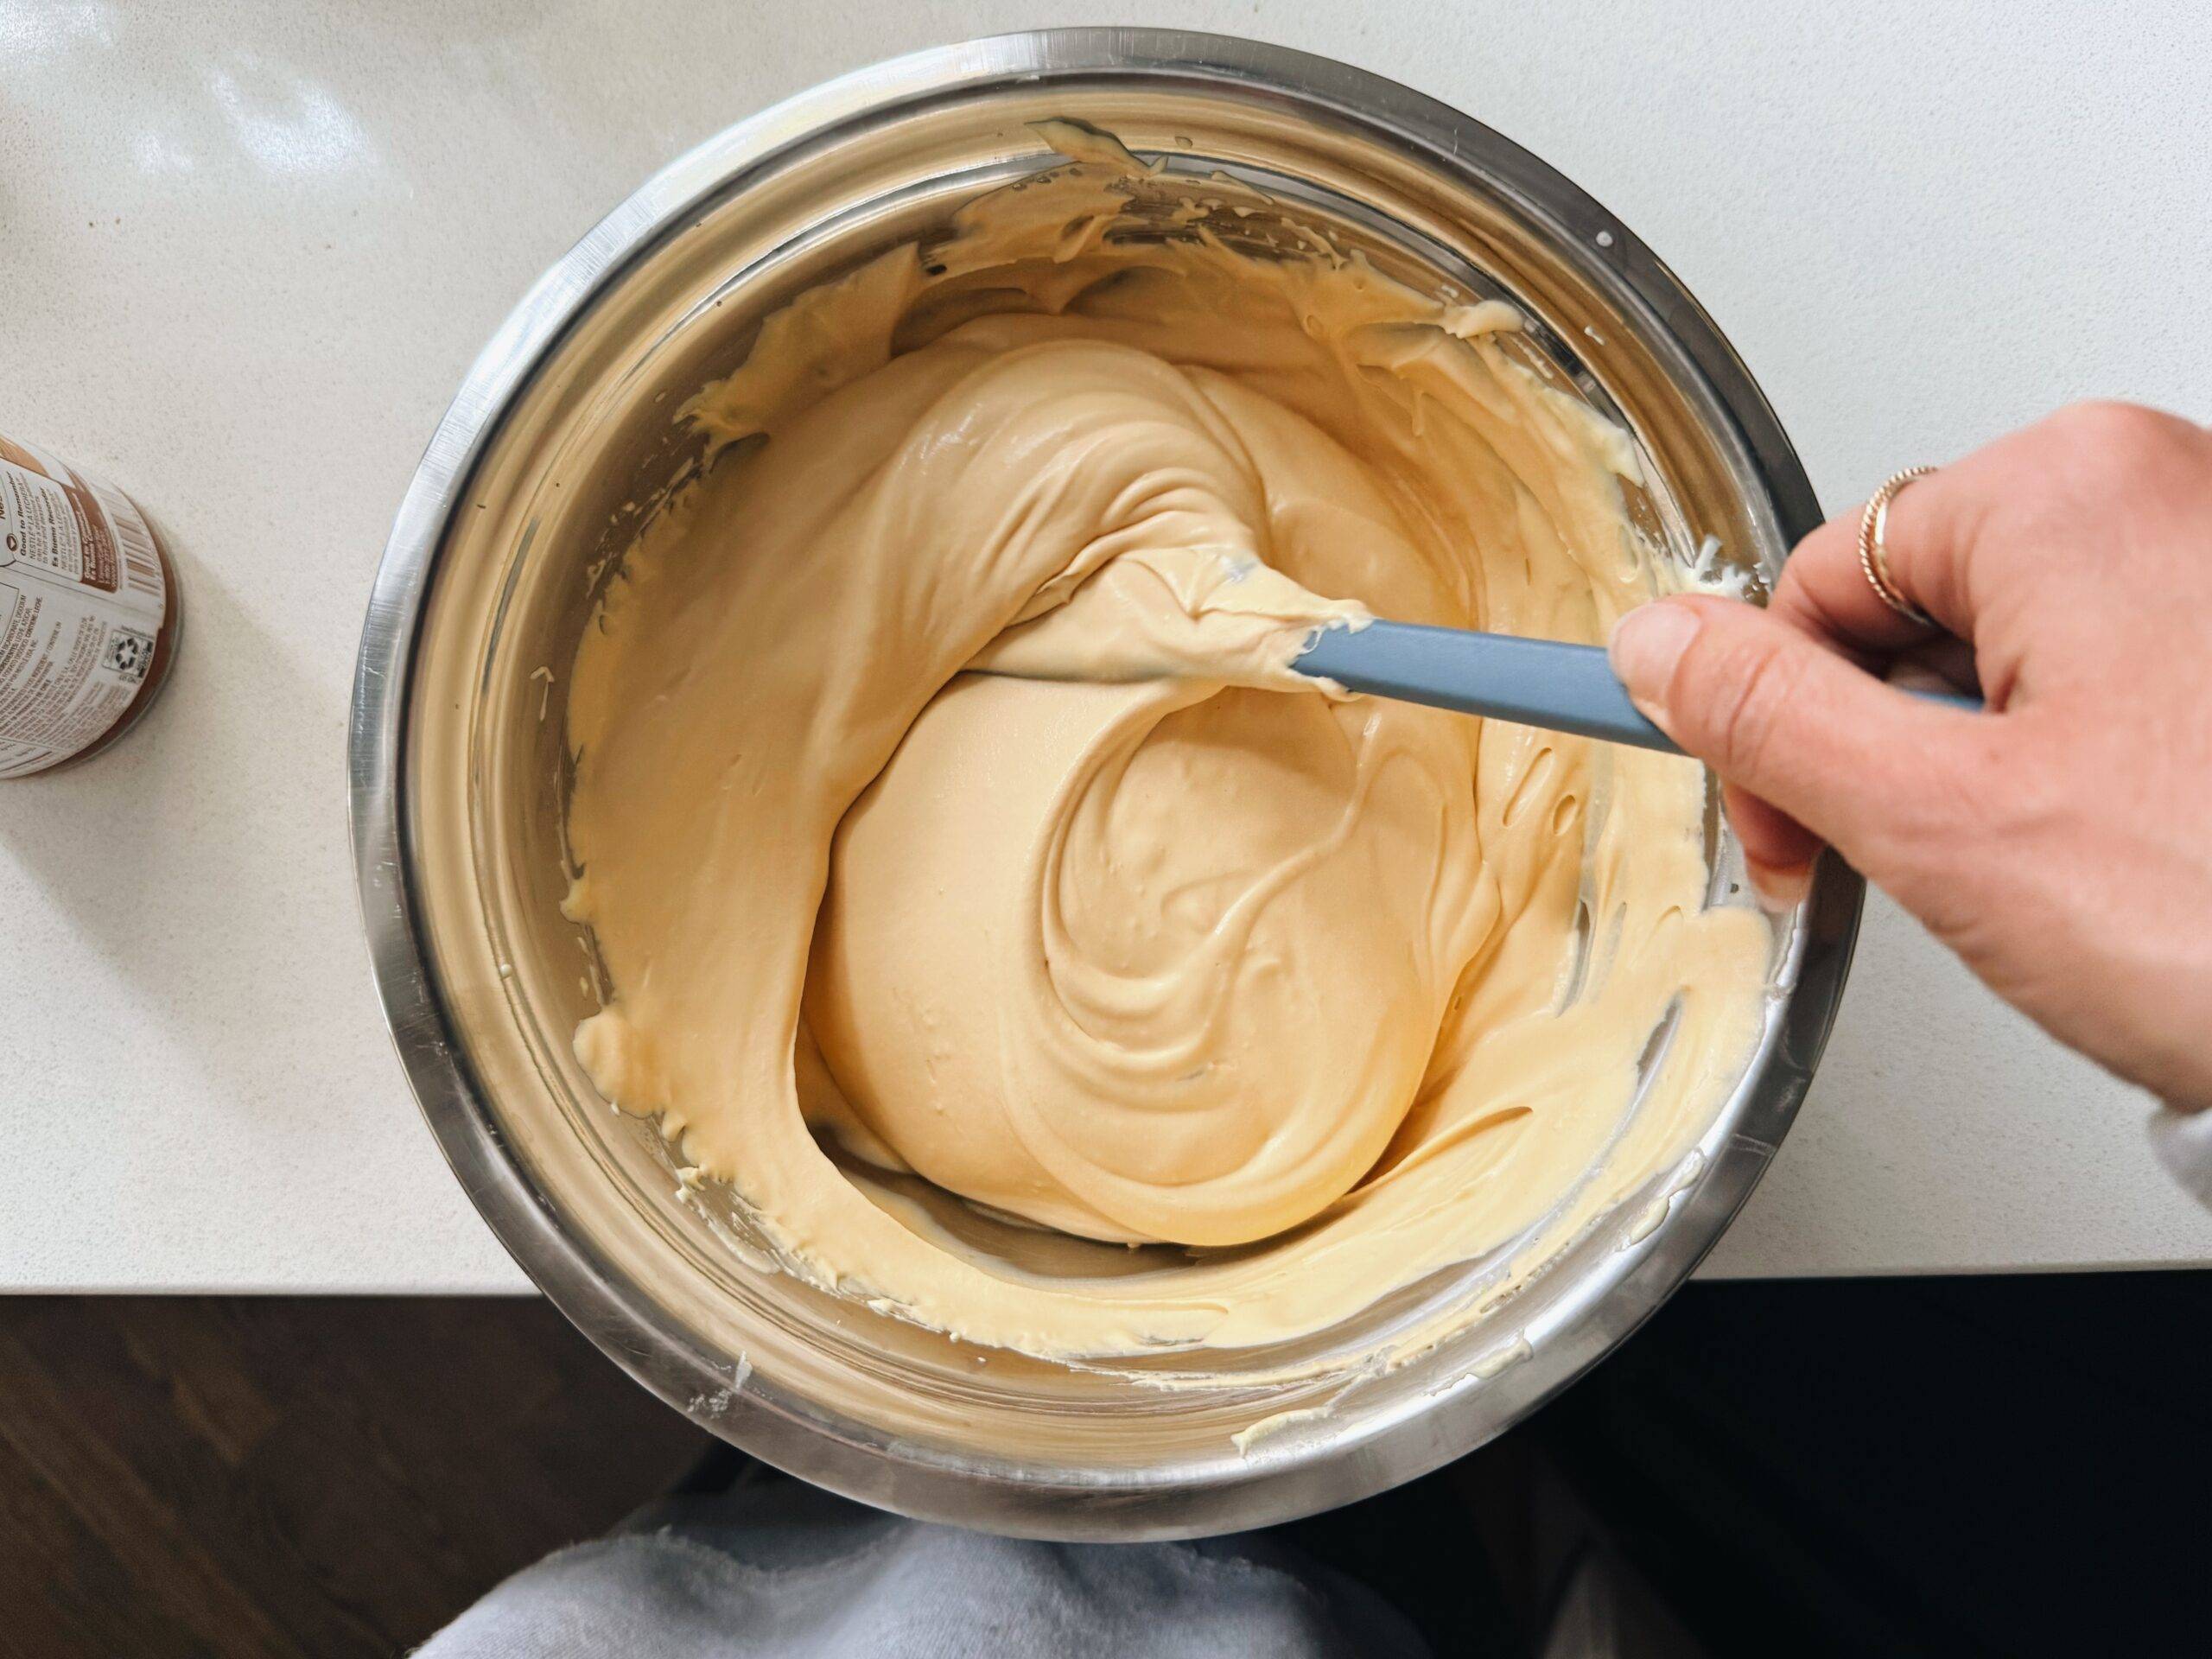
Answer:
[0,1297,709,1658]
[9,1277,2202,1656]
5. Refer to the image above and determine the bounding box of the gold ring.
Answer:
[1858,467,1937,626]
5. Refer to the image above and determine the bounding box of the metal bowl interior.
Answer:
[349,29,1854,1540]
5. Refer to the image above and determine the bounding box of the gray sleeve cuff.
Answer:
[2147,1107,2212,1209]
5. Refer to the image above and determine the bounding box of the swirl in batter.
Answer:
[563,140,1770,1358]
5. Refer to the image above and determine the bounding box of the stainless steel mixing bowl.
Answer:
[349,28,1855,1540]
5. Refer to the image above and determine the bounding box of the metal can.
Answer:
[0,435,179,778]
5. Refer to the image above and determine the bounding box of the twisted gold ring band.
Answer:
[1858,466,1938,626]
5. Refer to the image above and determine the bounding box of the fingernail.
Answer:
[1607,602,1703,723]
[1746,858,1815,914]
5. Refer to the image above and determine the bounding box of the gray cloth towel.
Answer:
[420,1476,1429,1657]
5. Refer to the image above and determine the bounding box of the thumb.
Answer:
[1607,595,1981,868]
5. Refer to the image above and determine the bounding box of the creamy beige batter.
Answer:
[563,132,1770,1359]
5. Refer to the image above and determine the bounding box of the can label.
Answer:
[0,435,168,777]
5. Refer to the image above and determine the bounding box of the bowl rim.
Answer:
[347,25,1856,1539]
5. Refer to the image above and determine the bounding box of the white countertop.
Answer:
[3,1,2207,1294]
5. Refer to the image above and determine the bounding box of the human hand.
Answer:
[1607,403,2212,1111]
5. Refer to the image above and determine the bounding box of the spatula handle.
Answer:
[1296,621,1981,755]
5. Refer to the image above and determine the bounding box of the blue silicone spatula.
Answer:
[1294,620,1980,754]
